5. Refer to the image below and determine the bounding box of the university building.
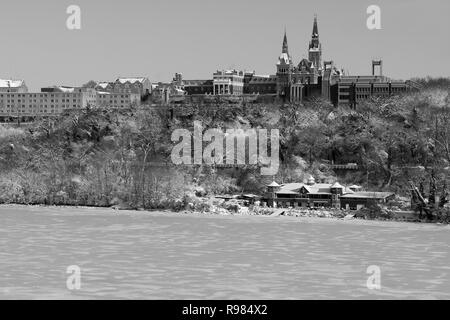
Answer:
[336,61,422,107]
[95,77,151,98]
[0,85,140,120]
[169,15,419,107]
[212,70,244,95]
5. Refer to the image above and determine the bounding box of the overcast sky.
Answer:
[0,0,449,91]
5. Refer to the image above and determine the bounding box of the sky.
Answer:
[0,0,449,91]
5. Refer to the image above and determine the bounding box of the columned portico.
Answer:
[290,83,303,102]
[213,70,244,95]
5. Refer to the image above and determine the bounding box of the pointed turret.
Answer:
[309,15,320,48]
[308,15,322,73]
[276,29,293,98]
[277,29,292,66]
[312,14,319,37]
[282,29,289,54]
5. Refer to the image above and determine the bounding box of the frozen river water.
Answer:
[1,205,449,299]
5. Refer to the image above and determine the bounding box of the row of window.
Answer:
[2,99,80,103]
[0,93,132,99]
[1,104,80,109]
[98,94,131,98]
[0,93,81,98]
[0,110,58,114]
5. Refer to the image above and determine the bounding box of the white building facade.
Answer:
[213,70,244,95]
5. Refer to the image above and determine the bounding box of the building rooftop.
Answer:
[249,75,277,84]
[41,86,78,93]
[338,76,390,84]
[0,79,25,88]
[213,70,244,76]
[330,182,344,189]
[116,77,148,84]
[267,181,281,187]
[274,182,370,196]
[183,80,213,86]
[96,82,111,89]
[340,192,394,199]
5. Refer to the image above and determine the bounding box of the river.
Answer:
[0,205,449,299]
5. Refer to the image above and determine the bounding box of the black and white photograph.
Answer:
[0,0,449,308]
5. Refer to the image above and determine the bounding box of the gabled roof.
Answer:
[303,183,334,194]
[115,77,148,84]
[331,182,344,189]
[268,181,280,187]
[298,59,313,71]
[96,82,111,89]
[277,183,304,193]
[343,188,354,194]
[276,182,333,195]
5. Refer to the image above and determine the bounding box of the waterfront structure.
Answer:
[264,176,395,210]
[0,79,28,93]
[213,70,244,95]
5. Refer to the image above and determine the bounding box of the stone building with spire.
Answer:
[174,15,419,106]
[275,30,294,97]
[276,16,325,102]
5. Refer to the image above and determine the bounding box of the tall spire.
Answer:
[282,29,289,54]
[308,14,322,72]
[312,14,319,37]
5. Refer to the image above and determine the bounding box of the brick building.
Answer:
[0,86,140,120]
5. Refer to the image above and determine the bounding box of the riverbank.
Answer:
[0,202,438,224]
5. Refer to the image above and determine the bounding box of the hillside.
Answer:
[0,82,449,210]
